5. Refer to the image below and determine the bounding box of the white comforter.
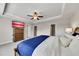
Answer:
[17,35,79,56]
[61,38,79,56]
[32,35,79,56]
[32,36,60,56]
[60,34,79,56]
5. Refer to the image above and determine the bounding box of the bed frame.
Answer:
[14,48,18,56]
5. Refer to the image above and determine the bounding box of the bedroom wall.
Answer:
[0,15,72,45]
[0,17,32,45]
[70,11,79,30]
[33,17,70,36]
[24,23,34,38]
[0,18,13,45]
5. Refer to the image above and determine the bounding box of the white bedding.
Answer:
[32,36,60,56]
[32,35,79,56]
[69,38,79,56]
[32,34,79,56]
[17,34,79,56]
[60,34,79,56]
[60,39,79,56]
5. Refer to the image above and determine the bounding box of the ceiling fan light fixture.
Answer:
[34,16,37,19]
[27,10,43,20]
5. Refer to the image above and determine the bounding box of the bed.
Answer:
[14,27,79,56]
[14,35,60,56]
[15,34,79,56]
[14,35,49,56]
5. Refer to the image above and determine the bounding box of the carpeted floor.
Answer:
[0,42,18,56]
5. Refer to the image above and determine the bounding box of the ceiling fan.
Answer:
[27,11,43,20]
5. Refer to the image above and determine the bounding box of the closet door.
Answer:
[13,27,24,42]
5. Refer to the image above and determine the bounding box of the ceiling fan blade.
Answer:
[37,18,40,20]
[38,16,43,18]
[30,18,34,20]
[27,15,32,17]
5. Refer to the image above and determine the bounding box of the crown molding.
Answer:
[2,13,33,24]
[32,14,62,24]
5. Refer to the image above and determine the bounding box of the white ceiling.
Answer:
[0,3,79,24]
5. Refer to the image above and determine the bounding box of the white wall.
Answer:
[0,17,31,45]
[24,23,34,38]
[34,17,70,36]
[0,14,72,45]
[70,11,79,30]
[0,18,13,45]
[24,23,28,38]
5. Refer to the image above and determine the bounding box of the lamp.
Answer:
[65,28,73,33]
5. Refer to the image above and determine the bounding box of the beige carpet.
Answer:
[0,42,18,56]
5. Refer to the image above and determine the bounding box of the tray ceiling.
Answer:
[0,3,79,24]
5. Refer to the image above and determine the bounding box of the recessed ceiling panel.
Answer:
[4,3,63,22]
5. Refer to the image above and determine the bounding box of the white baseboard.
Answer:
[0,40,13,46]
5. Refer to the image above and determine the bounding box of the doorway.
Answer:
[34,26,37,36]
[50,24,55,36]
[13,27,24,42]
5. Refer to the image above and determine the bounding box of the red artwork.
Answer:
[12,21,25,28]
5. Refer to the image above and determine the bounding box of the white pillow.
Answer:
[60,36,72,48]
